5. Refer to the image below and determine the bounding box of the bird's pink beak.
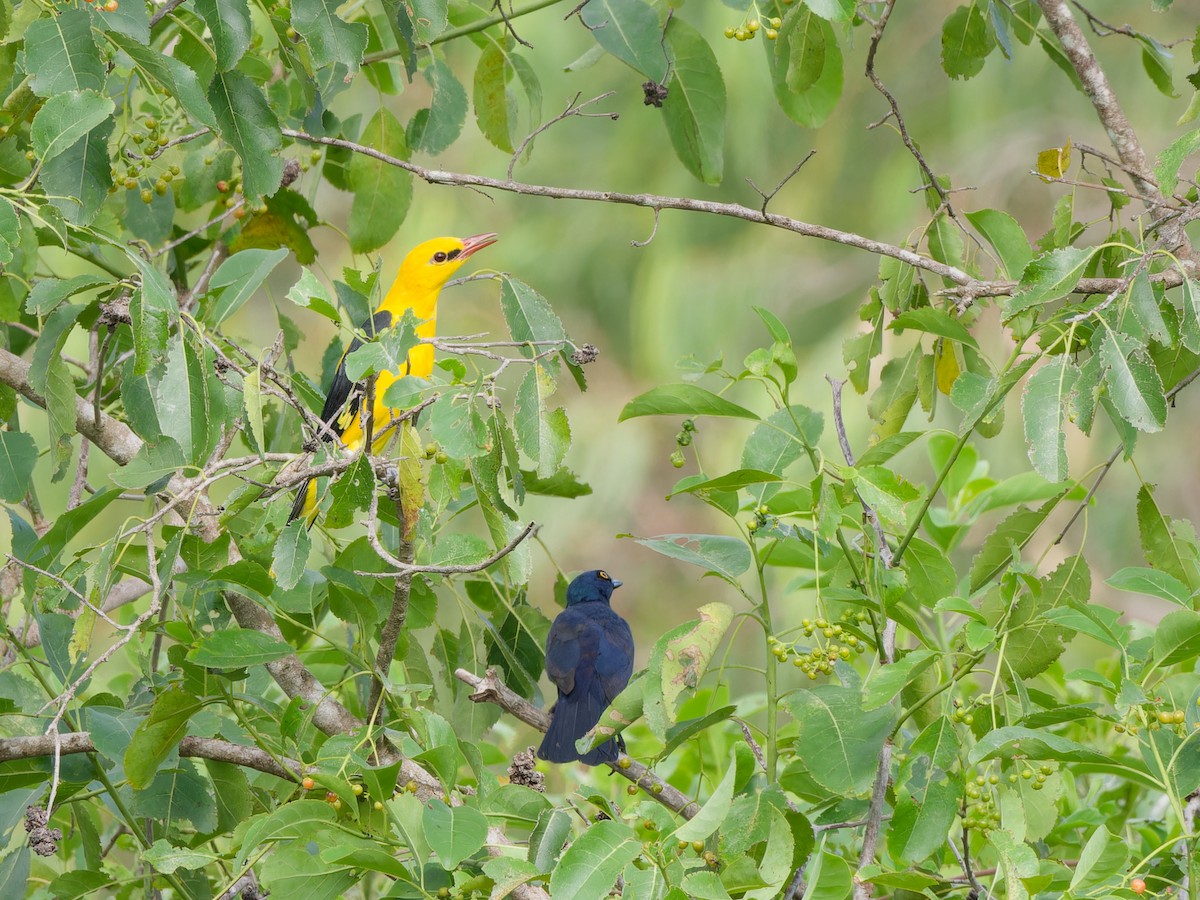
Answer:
[459,232,498,259]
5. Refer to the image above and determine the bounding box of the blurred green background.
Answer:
[13,0,1200,743]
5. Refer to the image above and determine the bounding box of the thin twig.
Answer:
[745,150,817,215]
[146,128,210,160]
[361,520,538,577]
[508,92,617,181]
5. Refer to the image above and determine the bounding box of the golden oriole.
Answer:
[289,232,498,523]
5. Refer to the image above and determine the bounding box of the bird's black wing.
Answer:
[544,608,588,696]
[315,309,394,442]
[596,615,634,702]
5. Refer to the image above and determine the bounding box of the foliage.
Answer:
[0,0,1199,898]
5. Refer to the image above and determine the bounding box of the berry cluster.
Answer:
[1008,762,1055,792]
[670,418,695,468]
[674,840,719,868]
[769,611,871,680]
[723,15,782,42]
[962,771,1001,831]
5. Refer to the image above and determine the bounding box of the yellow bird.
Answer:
[289,232,498,523]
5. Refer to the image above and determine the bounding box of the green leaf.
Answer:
[1139,35,1176,98]
[124,686,202,790]
[669,468,781,497]
[0,197,18,267]
[1137,483,1200,591]
[619,385,757,421]
[1154,609,1200,668]
[853,465,919,531]
[1106,566,1191,605]
[968,208,1032,276]
[193,0,252,71]
[1129,270,1169,344]
[422,799,488,869]
[805,0,854,19]
[969,497,1065,591]
[326,454,374,530]
[888,716,961,864]
[473,43,516,153]
[1022,359,1077,482]
[343,309,419,381]
[1099,330,1166,433]
[769,8,843,128]
[25,10,104,97]
[348,109,412,253]
[515,364,569,477]
[941,2,995,80]
[30,90,113,165]
[633,533,750,584]
[207,70,284,200]
[1070,827,1129,895]
[205,248,289,327]
[739,406,820,502]
[0,431,37,502]
[108,36,218,129]
[549,820,641,900]
[109,436,185,492]
[890,308,978,348]
[408,59,468,155]
[142,841,220,874]
[661,18,725,185]
[580,0,668,81]
[1003,247,1098,320]
[499,277,568,362]
[1155,128,1200,195]
[272,519,311,591]
[673,748,738,842]
[868,348,920,439]
[788,685,895,795]
[291,0,368,72]
[642,602,733,738]
[39,120,113,226]
[968,726,1111,765]
[189,628,295,668]
[242,364,265,458]
[862,650,937,710]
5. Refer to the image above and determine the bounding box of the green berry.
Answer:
[141,189,153,204]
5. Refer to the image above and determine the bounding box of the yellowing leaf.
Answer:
[1036,137,1072,182]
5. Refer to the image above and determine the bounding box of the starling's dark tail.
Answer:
[538,679,618,765]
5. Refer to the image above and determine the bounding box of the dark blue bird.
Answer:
[538,570,633,765]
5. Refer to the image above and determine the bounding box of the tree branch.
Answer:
[1036,0,1195,262]
[454,667,701,819]
[281,129,1186,298]
[0,732,303,781]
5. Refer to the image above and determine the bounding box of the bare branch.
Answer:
[454,667,701,819]
[281,128,1184,299]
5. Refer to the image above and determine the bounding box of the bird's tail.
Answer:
[287,477,319,526]
[538,680,619,766]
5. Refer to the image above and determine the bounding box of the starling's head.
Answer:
[566,569,623,606]
[396,232,498,294]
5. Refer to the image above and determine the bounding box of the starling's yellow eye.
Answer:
[598,571,610,581]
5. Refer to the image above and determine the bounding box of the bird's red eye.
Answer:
[432,251,448,263]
